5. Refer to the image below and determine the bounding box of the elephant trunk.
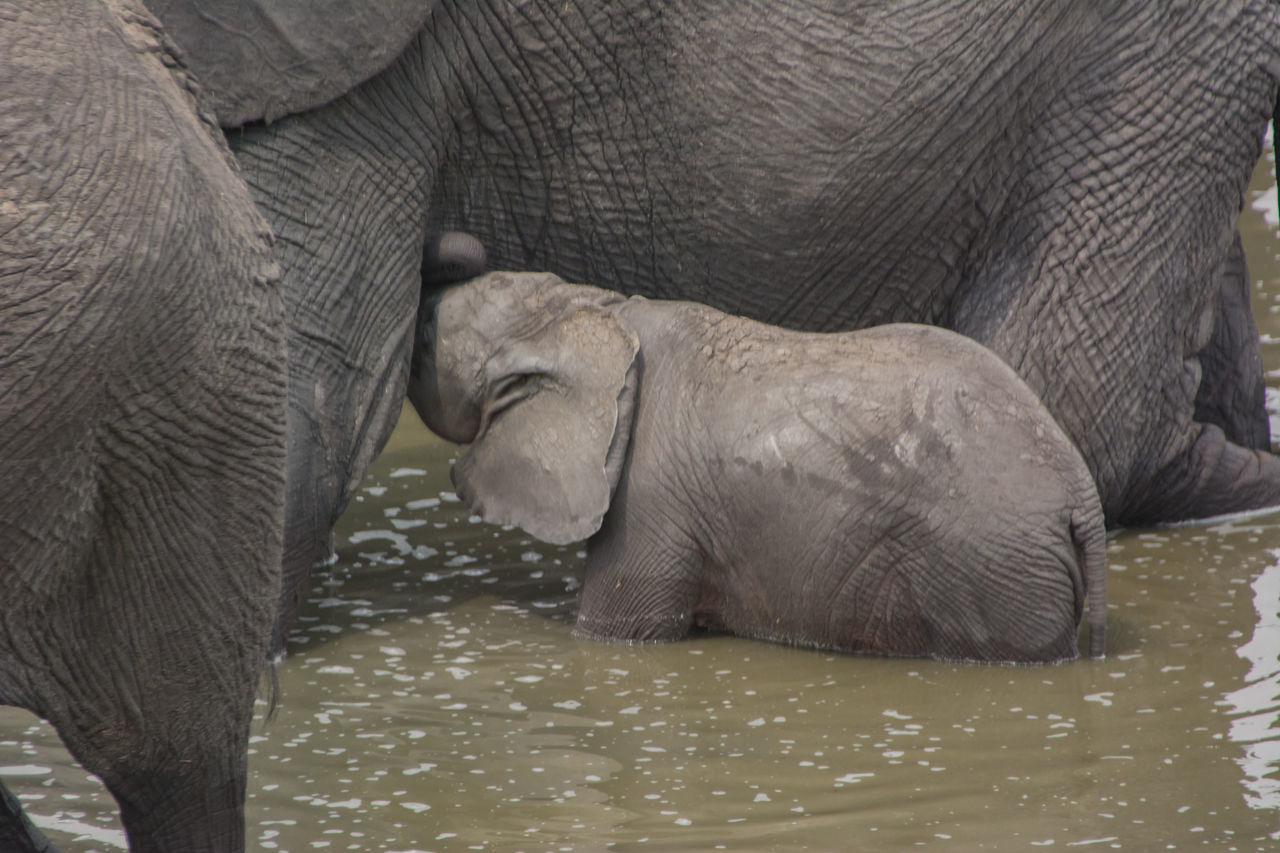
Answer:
[410,291,454,438]
[409,286,484,444]
[409,232,488,443]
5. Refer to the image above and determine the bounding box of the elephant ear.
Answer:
[143,0,434,126]
[453,304,640,546]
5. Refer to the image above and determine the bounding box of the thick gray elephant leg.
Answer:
[228,46,440,651]
[0,353,279,851]
[1,461,274,852]
[0,331,281,851]
[1,4,285,844]
[0,780,56,853]
[1132,423,1280,524]
[1193,235,1269,451]
[990,283,1280,526]
[992,293,1280,525]
[958,3,1280,525]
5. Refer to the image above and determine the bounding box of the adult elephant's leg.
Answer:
[0,2,286,846]
[1193,235,1269,452]
[0,227,283,848]
[2,461,279,852]
[227,40,440,648]
[962,2,1280,525]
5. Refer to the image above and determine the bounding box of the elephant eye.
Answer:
[487,372,540,416]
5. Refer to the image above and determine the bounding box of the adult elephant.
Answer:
[0,1,286,850]
[141,0,1280,649]
[149,3,1280,639]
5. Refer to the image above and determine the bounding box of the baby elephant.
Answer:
[411,271,1106,663]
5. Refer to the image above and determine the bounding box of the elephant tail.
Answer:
[1071,504,1108,659]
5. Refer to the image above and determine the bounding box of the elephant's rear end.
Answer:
[815,486,1095,665]
[713,322,1106,664]
[890,325,1107,663]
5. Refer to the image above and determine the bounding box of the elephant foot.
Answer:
[1119,423,1280,526]
[110,772,246,853]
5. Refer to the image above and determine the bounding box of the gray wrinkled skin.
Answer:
[0,1,287,849]
[412,272,1107,664]
[144,0,435,126]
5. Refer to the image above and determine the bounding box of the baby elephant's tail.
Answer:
[1071,505,1108,658]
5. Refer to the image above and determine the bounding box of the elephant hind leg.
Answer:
[13,622,260,853]
[1193,236,1269,451]
[1119,423,1280,526]
[843,550,1082,664]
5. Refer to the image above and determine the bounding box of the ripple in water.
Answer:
[1223,548,1280,835]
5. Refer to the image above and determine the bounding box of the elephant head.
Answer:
[411,272,639,545]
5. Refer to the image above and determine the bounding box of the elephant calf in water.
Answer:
[411,271,1107,663]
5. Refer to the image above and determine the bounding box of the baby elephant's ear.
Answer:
[453,304,639,545]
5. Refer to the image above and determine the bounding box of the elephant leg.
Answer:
[0,369,282,850]
[1193,235,1269,451]
[576,549,702,643]
[575,476,702,643]
[1,2,285,846]
[0,779,56,853]
[992,281,1280,525]
[1131,422,1280,524]
[0,451,276,851]
[228,56,439,654]
[2,533,270,851]
[50,696,253,852]
[992,284,1280,526]
[962,3,1280,524]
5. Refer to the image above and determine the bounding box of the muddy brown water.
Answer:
[7,149,1280,851]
